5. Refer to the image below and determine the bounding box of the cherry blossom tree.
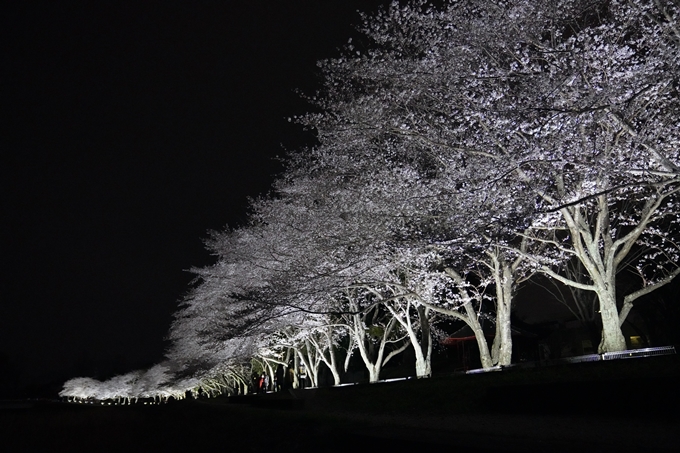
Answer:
[289,1,566,368]
[497,0,680,352]
[60,377,103,402]
[299,0,680,354]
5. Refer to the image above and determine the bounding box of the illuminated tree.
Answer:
[498,0,680,352]
[292,1,546,365]
[300,0,680,354]
[60,377,102,402]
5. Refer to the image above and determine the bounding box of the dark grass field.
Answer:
[296,354,680,417]
[2,355,679,452]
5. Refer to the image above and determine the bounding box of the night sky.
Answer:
[1,0,390,396]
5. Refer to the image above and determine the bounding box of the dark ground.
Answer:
[2,355,679,452]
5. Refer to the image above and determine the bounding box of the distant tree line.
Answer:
[62,0,680,402]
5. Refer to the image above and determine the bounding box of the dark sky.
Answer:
[1,0,389,395]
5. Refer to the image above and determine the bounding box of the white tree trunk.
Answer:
[323,328,342,385]
[366,364,381,383]
[444,267,494,369]
[469,318,494,369]
[352,317,384,383]
[297,342,320,388]
[386,300,432,378]
[491,260,514,366]
[349,309,407,383]
[414,305,432,378]
[292,353,300,389]
[597,288,627,353]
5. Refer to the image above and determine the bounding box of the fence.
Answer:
[465,345,677,375]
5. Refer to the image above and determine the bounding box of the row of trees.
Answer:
[62,0,680,401]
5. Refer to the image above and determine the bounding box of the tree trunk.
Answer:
[443,267,494,369]
[492,262,514,366]
[292,353,300,389]
[324,330,342,385]
[556,201,630,354]
[414,305,432,378]
[470,321,493,369]
[350,313,383,383]
[327,360,342,386]
[388,302,432,378]
[356,338,382,383]
[597,289,627,353]
[343,335,354,373]
[412,339,431,377]
[367,364,380,383]
[298,342,319,388]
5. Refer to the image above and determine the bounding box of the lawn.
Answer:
[2,354,678,452]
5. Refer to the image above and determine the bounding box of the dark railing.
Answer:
[465,345,677,375]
